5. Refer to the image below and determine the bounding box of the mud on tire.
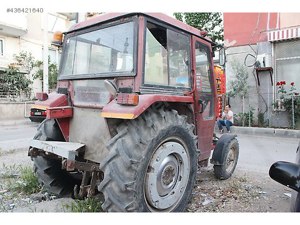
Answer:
[98,107,199,212]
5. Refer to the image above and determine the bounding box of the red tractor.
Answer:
[28,13,239,212]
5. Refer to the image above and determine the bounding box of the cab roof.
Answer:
[68,12,212,43]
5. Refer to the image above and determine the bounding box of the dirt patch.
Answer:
[0,148,292,212]
[188,166,291,212]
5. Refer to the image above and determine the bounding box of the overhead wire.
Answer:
[244,13,269,117]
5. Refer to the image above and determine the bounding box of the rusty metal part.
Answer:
[62,159,101,172]
[60,159,102,199]
[73,170,102,199]
[28,147,58,159]
[28,147,42,157]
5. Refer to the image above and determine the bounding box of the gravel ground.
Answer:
[188,165,290,212]
[0,148,291,212]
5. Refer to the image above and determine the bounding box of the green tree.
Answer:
[0,51,35,100]
[228,60,249,99]
[32,57,58,90]
[228,60,250,126]
[0,65,32,99]
[174,12,224,44]
[14,51,35,72]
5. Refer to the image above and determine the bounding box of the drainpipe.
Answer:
[292,95,295,129]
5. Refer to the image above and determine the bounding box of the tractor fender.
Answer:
[210,134,238,166]
[101,94,193,119]
[34,92,68,108]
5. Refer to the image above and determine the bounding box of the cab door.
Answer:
[192,37,216,161]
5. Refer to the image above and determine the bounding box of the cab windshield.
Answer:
[60,21,136,79]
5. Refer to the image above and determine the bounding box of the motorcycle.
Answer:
[269,141,300,212]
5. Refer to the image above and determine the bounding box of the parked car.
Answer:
[269,141,300,212]
[29,104,47,122]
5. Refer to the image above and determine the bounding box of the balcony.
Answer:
[0,14,27,37]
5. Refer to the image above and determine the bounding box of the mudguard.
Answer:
[34,92,68,108]
[210,134,237,166]
[101,94,193,119]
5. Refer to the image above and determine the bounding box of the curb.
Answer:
[231,126,300,138]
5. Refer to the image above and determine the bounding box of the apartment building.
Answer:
[0,12,75,97]
[224,13,300,128]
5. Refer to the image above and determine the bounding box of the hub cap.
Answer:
[145,139,190,211]
[225,145,237,173]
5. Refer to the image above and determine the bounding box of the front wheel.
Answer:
[213,138,239,180]
[98,108,199,212]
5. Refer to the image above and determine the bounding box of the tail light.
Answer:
[117,93,139,106]
[42,111,47,116]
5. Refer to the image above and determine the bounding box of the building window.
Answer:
[0,39,3,56]
[275,40,300,97]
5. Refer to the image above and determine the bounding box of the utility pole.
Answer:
[43,12,49,93]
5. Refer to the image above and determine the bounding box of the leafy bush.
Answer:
[0,65,32,98]
[32,57,58,90]
[234,107,254,127]
[63,197,103,212]
[275,81,300,126]
[257,111,267,127]
[11,166,41,194]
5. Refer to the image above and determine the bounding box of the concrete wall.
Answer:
[0,102,34,120]
[225,44,291,128]
[225,45,260,122]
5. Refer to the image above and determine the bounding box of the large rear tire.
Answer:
[98,108,199,212]
[32,119,80,196]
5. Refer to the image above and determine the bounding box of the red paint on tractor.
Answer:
[57,118,71,141]
[101,94,194,119]
[46,106,73,119]
[34,93,68,108]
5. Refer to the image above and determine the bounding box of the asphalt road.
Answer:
[0,121,39,153]
[0,120,298,172]
[235,134,298,174]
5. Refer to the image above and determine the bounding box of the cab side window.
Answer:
[195,42,214,119]
[144,22,190,88]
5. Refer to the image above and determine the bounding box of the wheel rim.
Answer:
[225,144,237,174]
[145,138,190,211]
